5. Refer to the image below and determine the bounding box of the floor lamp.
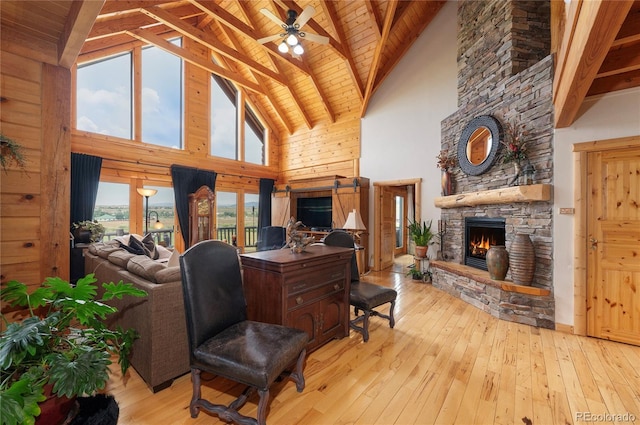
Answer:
[137,188,158,234]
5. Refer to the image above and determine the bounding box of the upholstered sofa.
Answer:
[84,240,190,392]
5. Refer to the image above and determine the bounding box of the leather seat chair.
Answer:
[323,231,397,342]
[179,240,308,425]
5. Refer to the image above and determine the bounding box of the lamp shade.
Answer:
[137,188,158,197]
[343,209,365,231]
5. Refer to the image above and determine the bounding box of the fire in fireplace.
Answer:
[465,217,506,271]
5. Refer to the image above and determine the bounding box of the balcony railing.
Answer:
[103,226,258,249]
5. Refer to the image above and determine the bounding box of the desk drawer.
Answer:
[286,279,345,310]
[285,265,345,294]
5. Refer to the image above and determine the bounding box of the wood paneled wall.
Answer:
[278,114,362,181]
[1,51,71,288]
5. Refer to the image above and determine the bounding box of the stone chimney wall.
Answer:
[435,0,555,327]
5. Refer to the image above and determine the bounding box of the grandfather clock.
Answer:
[188,185,216,246]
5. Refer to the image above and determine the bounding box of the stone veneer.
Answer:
[433,0,555,329]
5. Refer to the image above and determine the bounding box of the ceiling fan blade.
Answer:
[257,34,283,45]
[294,5,315,28]
[302,32,329,45]
[260,8,286,28]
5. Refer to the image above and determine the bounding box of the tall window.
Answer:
[210,75,266,165]
[142,39,183,148]
[244,193,259,251]
[77,53,132,139]
[216,192,237,245]
[94,182,130,237]
[143,186,176,247]
[210,76,237,160]
[244,106,265,165]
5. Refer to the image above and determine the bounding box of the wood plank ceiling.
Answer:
[1,0,639,134]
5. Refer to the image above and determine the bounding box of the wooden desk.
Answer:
[240,245,353,352]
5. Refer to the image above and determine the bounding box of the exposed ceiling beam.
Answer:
[125,28,264,94]
[554,0,633,128]
[361,0,398,117]
[58,0,106,68]
[325,1,364,101]
[186,0,310,76]
[364,0,382,39]
[140,6,288,87]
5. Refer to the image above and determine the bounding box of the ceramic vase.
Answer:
[441,169,453,196]
[486,245,509,280]
[509,233,535,285]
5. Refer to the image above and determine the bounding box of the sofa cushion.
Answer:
[94,245,123,259]
[155,266,181,284]
[156,245,172,261]
[127,255,165,283]
[107,250,137,268]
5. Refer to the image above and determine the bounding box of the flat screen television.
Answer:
[296,196,332,230]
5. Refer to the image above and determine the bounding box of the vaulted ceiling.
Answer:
[1,0,639,135]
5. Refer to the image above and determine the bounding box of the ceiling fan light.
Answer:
[278,42,289,53]
[286,33,298,46]
[293,44,304,55]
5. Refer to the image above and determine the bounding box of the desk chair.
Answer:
[323,231,397,342]
[180,240,308,425]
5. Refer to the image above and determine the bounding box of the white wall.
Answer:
[553,86,640,326]
[361,1,458,256]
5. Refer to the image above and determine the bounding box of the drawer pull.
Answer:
[296,296,304,305]
[334,283,340,291]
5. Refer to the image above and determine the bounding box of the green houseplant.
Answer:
[72,220,106,243]
[0,134,27,173]
[0,274,147,425]
[407,219,435,258]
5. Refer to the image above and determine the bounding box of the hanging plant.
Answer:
[0,134,27,173]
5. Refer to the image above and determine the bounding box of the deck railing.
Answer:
[103,226,258,248]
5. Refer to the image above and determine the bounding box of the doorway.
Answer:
[373,179,421,271]
[574,137,640,346]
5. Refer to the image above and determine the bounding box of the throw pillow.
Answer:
[167,249,180,268]
[119,236,145,255]
[155,266,181,284]
[141,233,159,260]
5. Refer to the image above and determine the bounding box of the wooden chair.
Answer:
[179,240,308,425]
[323,231,397,342]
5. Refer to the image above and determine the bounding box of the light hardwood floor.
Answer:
[105,262,640,425]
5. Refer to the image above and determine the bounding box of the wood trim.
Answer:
[572,134,640,152]
[554,323,575,334]
[573,150,588,336]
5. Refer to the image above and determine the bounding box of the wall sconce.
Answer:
[137,187,158,234]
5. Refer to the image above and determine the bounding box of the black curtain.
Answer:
[257,178,275,240]
[70,153,102,224]
[170,165,217,247]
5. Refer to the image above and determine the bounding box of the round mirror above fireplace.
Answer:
[457,115,503,176]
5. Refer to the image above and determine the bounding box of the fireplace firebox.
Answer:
[464,217,506,271]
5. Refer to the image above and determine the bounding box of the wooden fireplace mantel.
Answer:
[434,184,551,208]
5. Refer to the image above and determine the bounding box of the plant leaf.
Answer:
[101,280,147,301]
[0,315,57,369]
[48,349,111,398]
[0,377,45,425]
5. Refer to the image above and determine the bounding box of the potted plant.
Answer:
[407,219,434,258]
[0,134,27,173]
[406,267,424,281]
[0,274,147,424]
[72,220,105,244]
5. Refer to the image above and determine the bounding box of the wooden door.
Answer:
[586,147,640,346]
[379,187,396,270]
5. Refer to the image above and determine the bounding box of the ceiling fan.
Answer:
[257,6,329,55]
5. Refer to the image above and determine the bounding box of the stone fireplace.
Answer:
[465,217,506,271]
[431,0,555,329]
